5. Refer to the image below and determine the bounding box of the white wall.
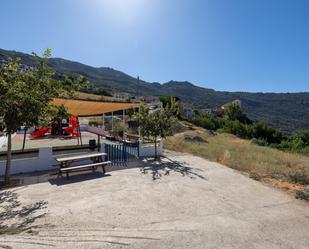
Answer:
[0,134,17,148]
[0,135,164,176]
[139,139,163,157]
[0,145,108,176]
[0,147,56,176]
[16,127,35,134]
[0,135,8,148]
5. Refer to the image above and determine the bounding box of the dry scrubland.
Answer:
[165,129,309,192]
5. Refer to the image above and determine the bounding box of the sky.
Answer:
[1,0,309,92]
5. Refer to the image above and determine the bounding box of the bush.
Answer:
[295,190,309,202]
[292,131,309,146]
[289,172,309,185]
[252,123,283,144]
[223,120,253,139]
[192,114,224,131]
[249,172,262,181]
[88,118,102,126]
[224,102,252,124]
[81,87,112,96]
[251,138,268,146]
[191,113,308,155]
[276,138,305,151]
[92,87,112,96]
[274,134,309,155]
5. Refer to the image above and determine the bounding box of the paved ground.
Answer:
[0,151,308,249]
[0,132,100,152]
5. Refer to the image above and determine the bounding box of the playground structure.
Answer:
[31,117,81,138]
[31,127,50,138]
[24,98,141,148]
[63,117,80,137]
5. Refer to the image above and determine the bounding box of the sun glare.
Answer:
[96,0,148,23]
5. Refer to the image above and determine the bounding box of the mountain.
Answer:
[1,48,308,133]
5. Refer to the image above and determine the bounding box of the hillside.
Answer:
[1,48,308,132]
[165,128,309,192]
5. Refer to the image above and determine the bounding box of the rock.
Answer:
[184,135,208,143]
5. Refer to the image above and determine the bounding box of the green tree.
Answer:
[224,102,252,124]
[224,102,243,120]
[159,95,180,108]
[0,49,80,184]
[134,98,179,158]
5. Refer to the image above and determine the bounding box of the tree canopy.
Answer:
[0,48,82,184]
[224,102,252,124]
[134,98,179,158]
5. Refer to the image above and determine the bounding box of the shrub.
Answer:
[223,120,253,139]
[224,102,252,124]
[192,114,224,131]
[88,118,102,126]
[289,172,309,185]
[252,123,283,144]
[292,131,309,146]
[251,138,268,146]
[249,172,262,181]
[190,112,308,155]
[295,190,309,202]
[274,136,309,155]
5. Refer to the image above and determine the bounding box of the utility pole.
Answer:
[136,76,139,98]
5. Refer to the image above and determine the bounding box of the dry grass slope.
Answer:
[165,129,309,191]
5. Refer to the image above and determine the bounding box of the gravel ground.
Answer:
[0,151,308,249]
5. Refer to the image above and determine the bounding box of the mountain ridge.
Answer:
[1,48,308,133]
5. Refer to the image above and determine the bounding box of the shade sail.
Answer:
[53,98,140,117]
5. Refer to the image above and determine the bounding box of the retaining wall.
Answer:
[0,131,164,176]
[0,135,8,148]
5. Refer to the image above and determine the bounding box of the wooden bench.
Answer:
[59,161,111,179]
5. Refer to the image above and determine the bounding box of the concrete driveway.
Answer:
[1,151,308,249]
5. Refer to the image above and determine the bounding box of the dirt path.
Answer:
[1,151,308,249]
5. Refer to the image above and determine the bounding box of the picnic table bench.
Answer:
[125,133,139,142]
[55,152,111,179]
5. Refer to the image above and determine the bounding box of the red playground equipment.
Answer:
[31,117,80,138]
[31,127,50,138]
[63,117,81,137]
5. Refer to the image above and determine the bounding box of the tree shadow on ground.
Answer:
[0,190,48,235]
[49,172,111,186]
[140,156,207,181]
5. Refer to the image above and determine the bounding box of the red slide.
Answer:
[64,117,81,137]
[31,127,50,138]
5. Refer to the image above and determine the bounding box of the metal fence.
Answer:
[104,142,139,164]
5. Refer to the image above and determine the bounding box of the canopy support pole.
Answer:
[77,116,83,146]
[102,113,105,131]
[123,109,125,126]
[97,134,101,152]
[138,106,141,139]
[112,112,114,132]
[22,127,27,151]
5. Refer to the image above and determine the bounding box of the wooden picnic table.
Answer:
[55,152,106,165]
[55,152,109,178]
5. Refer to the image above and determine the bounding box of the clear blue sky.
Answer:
[1,0,309,92]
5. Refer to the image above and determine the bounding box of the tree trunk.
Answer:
[154,136,157,159]
[22,127,27,151]
[5,133,12,185]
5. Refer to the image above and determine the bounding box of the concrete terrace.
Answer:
[0,132,101,152]
[1,152,308,249]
